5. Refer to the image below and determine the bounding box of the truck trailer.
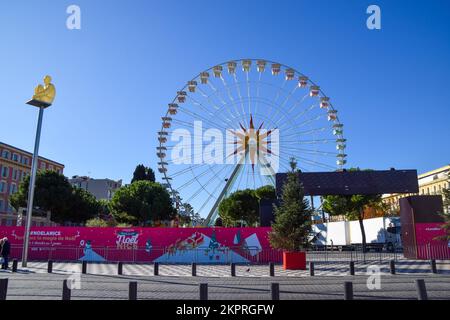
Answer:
[312,216,401,251]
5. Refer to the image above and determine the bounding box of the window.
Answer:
[1,150,10,159]
[0,199,3,211]
[21,171,28,181]
[6,219,12,226]
[12,153,19,162]
[48,165,54,171]
[22,157,29,165]
[9,183,17,195]
[1,166,8,178]
[0,181,5,193]
[40,162,46,170]
[12,169,18,181]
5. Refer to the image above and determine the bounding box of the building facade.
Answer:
[0,142,65,226]
[383,164,450,214]
[69,176,122,201]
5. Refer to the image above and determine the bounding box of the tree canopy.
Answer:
[218,185,276,227]
[10,170,100,224]
[109,180,176,226]
[131,164,155,183]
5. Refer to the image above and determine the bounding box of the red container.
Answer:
[283,251,306,270]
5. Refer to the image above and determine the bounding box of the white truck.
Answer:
[311,216,401,251]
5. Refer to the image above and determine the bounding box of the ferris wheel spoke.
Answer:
[220,75,242,120]
[176,105,230,132]
[281,138,336,144]
[282,127,328,139]
[188,87,240,130]
[233,73,247,124]
[279,151,336,170]
[246,71,251,117]
[186,164,233,204]
[268,81,299,121]
[255,72,262,117]
[281,146,339,157]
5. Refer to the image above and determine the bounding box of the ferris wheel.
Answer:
[157,59,347,225]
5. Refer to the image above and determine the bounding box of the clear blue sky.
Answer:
[1,0,449,186]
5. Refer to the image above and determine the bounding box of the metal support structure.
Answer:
[349,261,355,275]
[199,283,208,300]
[129,282,138,300]
[270,283,280,300]
[344,282,353,300]
[22,106,45,267]
[62,280,71,301]
[390,260,396,275]
[415,279,428,300]
[430,259,437,274]
[269,262,275,277]
[205,150,277,226]
[12,259,18,272]
[0,279,8,300]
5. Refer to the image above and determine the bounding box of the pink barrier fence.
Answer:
[0,226,282,264]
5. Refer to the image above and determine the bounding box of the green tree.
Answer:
[67,187,102,223]
[218,189,259,227]
[131,164,155,183]
[85,217,109,227]
[322,169,385,252]
[109,181,175,226]
[269,158,313,251]
[10,170,101,224]
[255,185,277,201]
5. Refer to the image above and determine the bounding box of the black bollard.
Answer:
[192,263,197,276]
[349,261,355,275]
[12,259,18,273]
[82,261,87,274]
[62,280,71,301]
[344,281,353,300]
[154,262,159,276]
[415,279,428,300]
[231,263,236,277]
[270,283,280,300]
[309,262,315,276]
[269,262,275,277]
[199,283,208,300]
[118,262,123,275]
[48,260,53,273]
[430,260,437,274]
[390,260,396,275]
[0,279,8,300]
[129,281,137,300]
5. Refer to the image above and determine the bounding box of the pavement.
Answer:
[0,260,449,300]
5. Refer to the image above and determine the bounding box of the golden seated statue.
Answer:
[32,75,56,105]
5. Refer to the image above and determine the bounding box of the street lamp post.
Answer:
[22,75,55,267]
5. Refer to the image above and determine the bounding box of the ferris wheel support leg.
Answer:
[204,161,245,226]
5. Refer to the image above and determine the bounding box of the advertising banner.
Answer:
[0,226,281,264]
[414,223,450,259]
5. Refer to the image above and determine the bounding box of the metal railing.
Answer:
[8,243,449,264]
